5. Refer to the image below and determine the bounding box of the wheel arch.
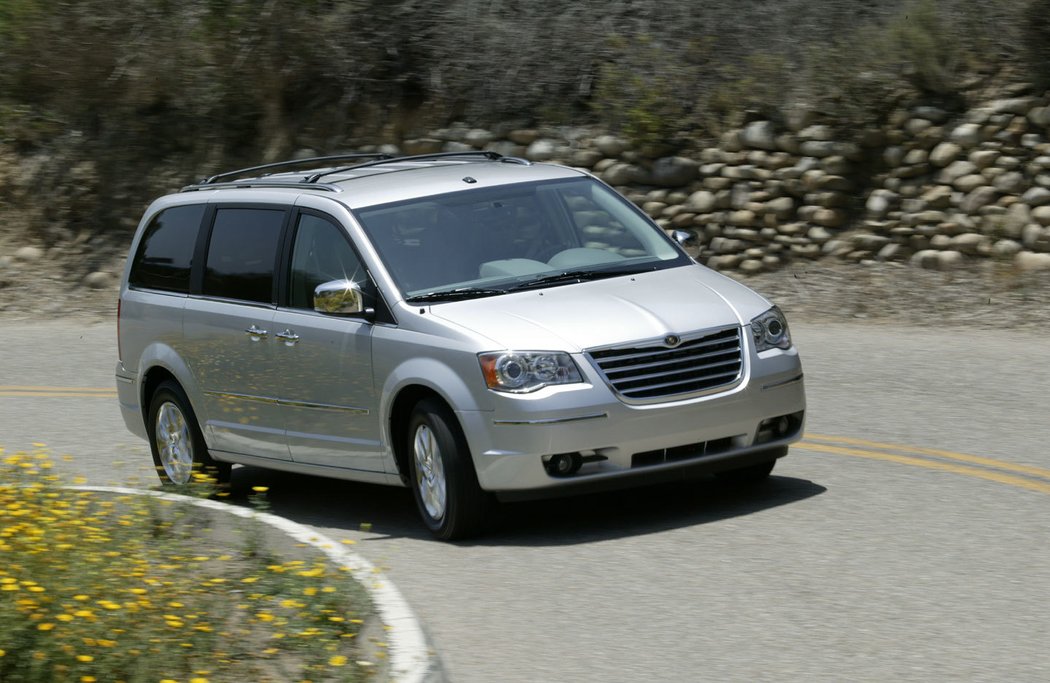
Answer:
[388,385,459,485]
[141,366,181,425]
[135,342,204,428]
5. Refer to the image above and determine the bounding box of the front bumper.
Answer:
[459,346,805,496]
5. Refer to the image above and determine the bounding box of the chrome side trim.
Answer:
[116,376,135,384]
[205,391,280,406]
[493,412,607,426]
[762,373,804,391]
[203,391,369,415]
[281,399,369,415]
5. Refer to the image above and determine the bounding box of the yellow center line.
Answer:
[0,392,119,398]
[0,385,115,391]
[804,432,1050,481]
[801,442,1050,495]
[0,386,118,399]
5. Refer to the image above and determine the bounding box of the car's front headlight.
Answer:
[750,306,792,352]
[478,351,583,393]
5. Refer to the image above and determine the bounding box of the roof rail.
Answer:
[200,153,394,185]
[305,150,514,183]
[180,180,343,194]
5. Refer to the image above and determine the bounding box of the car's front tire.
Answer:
[407,398,491,540]
[147,380,231,488]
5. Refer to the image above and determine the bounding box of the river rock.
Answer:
[525,139,558,161]
[14,246,43,262]
[993,171,1026,194]
[991,97,1036,115]
[401,138,444,155]
[953,174,986,193]
[507,129,541,145]
[937,250,964,269]
[1033,206,1050,226]
[83,271,114,289]
[738,258,765,274]
[1021,187,1050,207]
[798,141,839,158]
[812,208,845,228]
[1022,224,1046,247]
[993,239,1023,256]
[570,149,603,168]
[904,149,928,166]
[969,149,999,169]
[867,190,897,218]
[650,156,698,187]
[1016,251,1050,271]
[686,190,717,213]
[602,162,645,186]
[742,121,778,150]
[911,249,940,269]
[594,134,628,157]
[950,233,984,254]
[920,185,953,210]
[961,186,999,213]
[930,142,961,167]
[950,123,982,147]
[1028,106,1050,127]
[939,160,978,184]
[764,196,795,221]
[464,129,494,148]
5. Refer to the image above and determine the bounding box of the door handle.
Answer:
[275,329,300,346]
[245,324,269,339]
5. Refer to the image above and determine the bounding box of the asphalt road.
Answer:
[2,318,1048,682]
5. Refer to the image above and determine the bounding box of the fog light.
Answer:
[545,452,582,477]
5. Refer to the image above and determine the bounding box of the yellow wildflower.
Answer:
[329,655,348,667]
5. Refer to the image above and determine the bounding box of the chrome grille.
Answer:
[588,327,743,402]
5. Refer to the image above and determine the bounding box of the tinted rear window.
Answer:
[203,208,285,304]
[128,204,205,293]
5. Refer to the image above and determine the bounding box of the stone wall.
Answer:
[379,90,1050,274]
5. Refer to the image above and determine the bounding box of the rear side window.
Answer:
[128,204,205,293]
[203,208,285,304]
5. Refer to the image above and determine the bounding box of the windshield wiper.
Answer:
[405,286,508,303]
[509,269,637,291]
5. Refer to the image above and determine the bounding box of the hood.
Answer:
[427,264,773,351]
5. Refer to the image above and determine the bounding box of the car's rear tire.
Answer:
[407,397,491,540]
[148,381,231,488]
[715,457,777,484]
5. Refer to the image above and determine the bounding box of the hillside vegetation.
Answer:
[0,0,1048,244]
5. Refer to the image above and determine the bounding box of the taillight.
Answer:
[117,297,123,362]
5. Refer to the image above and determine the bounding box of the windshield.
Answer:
[353,177,690,301]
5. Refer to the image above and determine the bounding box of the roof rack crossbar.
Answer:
[307,150,505,182]
[201,153,394,185]
[329,150,506,174]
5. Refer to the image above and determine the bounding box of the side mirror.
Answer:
[672,229,696,246]
[313,279,373,319]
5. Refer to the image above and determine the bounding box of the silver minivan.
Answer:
[116,152,805,539]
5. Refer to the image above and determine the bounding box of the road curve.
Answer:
[1,319,1048,682]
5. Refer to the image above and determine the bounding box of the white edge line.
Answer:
[68,485,433,683]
